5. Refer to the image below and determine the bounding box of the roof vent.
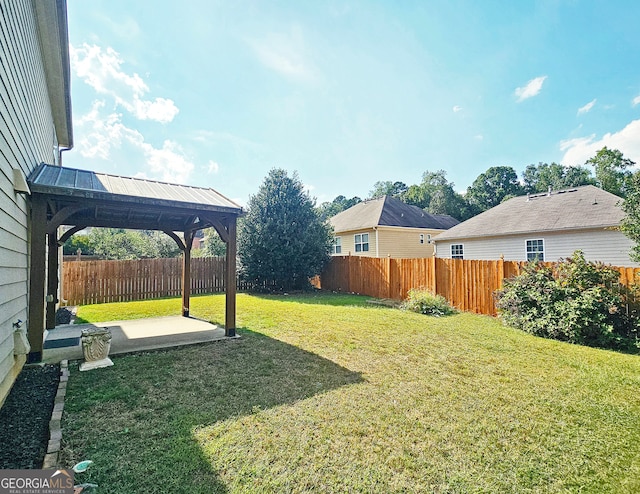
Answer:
[526,192,530,202]
[593,197,598,205]
[547,186,552,197]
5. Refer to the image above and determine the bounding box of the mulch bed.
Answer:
[0,363,59,469]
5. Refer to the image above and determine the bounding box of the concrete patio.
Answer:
[42,316,235,363]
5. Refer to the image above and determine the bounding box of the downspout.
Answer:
[57,146,73,306]
[59,146,72,166]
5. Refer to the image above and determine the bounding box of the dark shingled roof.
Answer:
[435,185,624,241]
[330,195,459,232]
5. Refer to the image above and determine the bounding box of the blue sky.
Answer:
[64,0,640,206]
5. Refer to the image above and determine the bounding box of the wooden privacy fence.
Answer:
[62,257,227,306]
[316,256,640,316]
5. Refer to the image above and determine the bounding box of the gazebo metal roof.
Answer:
[28,163,242,231]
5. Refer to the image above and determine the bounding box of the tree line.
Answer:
[317,146,635,221]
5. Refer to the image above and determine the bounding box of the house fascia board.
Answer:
[433,225,619,243]
[332,225,377,235]
[34,0,73,149]
[334,225,446,235]
[374,225,446,233]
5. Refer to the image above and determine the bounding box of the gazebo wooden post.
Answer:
[45,229,59,329]
[27,194,47,362]
[225,217,237,336]
[182,230,194,317]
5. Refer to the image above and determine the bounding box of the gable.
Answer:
[330,195,459,233]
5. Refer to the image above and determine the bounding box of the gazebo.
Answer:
[26,163,244,363]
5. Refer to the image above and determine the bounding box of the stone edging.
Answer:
[43,360,69,469]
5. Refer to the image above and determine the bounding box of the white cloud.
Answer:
[207,160,220,174]
[139,140,194,183]
[515,76,547,102]
[474,134,484,141]
[75,101,139,159]
[633,95,640,106]
[577,99,596,115]
[452,105,462,113]
[560,119,640,166]
[74,102,194,183]
[249,26,316,82]
[70,43,179,123]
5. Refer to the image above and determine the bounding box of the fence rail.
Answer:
[316,256,640,316]
[62,257,227,306]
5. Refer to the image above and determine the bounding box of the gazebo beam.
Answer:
[225,217,237,336]
[163,230,186,251]
[182,230,195,317]
[58,224,87,245]
[27,194,47,363]
[45,230,59,329]
[46,205,87,233]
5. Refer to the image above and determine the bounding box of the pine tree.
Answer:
[239,169,332,290]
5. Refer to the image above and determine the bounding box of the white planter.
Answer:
[80,327,113,371]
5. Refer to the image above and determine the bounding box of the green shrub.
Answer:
[401,288,456,317]
[495,251,639,351]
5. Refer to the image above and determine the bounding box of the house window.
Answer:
[451,244,464,259]
[526,239,544,261]
[419,234,424,244]
[354,233,369,252]
[332,236,342,254]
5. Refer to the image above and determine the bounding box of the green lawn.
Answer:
[61,293,640,493]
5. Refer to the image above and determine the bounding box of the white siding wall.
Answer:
[0,0,59,401]
[435,228,640,267]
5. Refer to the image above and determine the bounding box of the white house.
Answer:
[0,0,73,405]
[434,186,639,267]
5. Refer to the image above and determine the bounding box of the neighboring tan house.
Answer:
[329,196,459,258]
[1,0,73,405]
[434,185,639,267]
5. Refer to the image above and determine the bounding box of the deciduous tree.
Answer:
[620,171,640,262]
[317,195,362,221]
[522,162,594,193]
[586,147,635,198]
[466,166,523,211]
[368,181,408,199]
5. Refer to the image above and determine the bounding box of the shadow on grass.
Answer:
[245,291,372,307]
[62,328,363,493]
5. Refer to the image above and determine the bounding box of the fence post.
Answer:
[498,254,505,289]
[430,255,437,294]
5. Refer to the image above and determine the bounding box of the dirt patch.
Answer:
[0,364,59,469]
